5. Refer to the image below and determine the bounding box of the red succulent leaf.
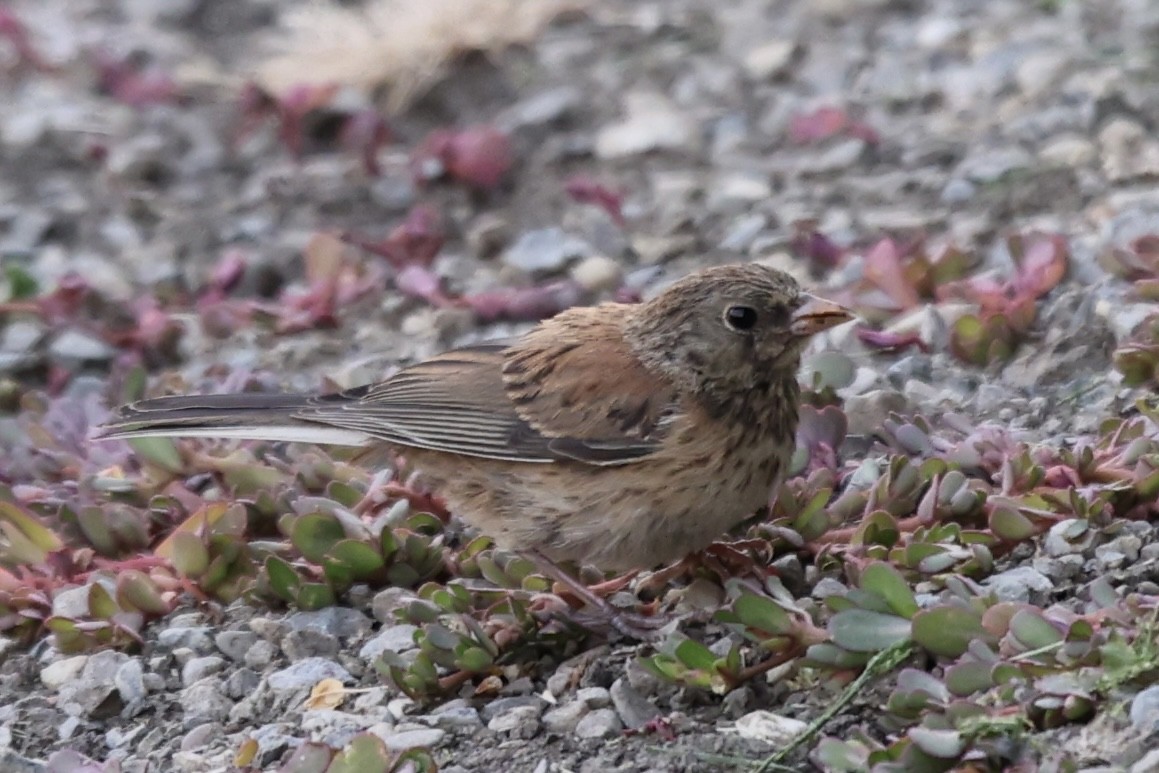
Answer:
[1010,232,1068,298]
[395,264,455,307]
[275,82,340,157]
[856,326,930,353]
[92,49,182,107]
[789,106,879,146]
[464,281,583,322]
[234,81,279,147]
[613,286,643,304]
[0,8,54,73]
[254,232,385,334]
[208,250,247,296]
[339,109,392,176]
[130,301,179,349]
[37,272,91,323]
[347,205,444,269]
[789,106,848,144]
[790,220,846,273]
[46,364,72,395]
[564,175,626,226]
[864,238,922,310]
[412,125,513,191]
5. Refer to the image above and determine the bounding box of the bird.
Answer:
[96,263,852,636]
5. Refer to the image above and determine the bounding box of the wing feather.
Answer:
[291,311,679,466]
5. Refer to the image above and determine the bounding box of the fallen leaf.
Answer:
[305,678,347,710]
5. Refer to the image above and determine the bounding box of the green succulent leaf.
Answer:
[912,605,992,658]
[829,609,912,653]
[292,514,348,563]
[859,561,919,619]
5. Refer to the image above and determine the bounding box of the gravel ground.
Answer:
[2,0,1159,771]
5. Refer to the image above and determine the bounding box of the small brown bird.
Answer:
[97,263,851,634]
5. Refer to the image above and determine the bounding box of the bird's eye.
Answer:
[724,305,758,331]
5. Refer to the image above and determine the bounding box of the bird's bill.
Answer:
[790,294,855,336]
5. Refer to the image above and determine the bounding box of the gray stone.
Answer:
[243,639,277,670]
[487,704,541,738]
[267,658,352,691]
[1130,685,1159,733]
[180,723,221,752]
[286,608,373,639]
[1044,519,1096,557]
[428,705,482,731]
[224,668,262,700]
[47,329,116,365]
[181,656,226,687]
[574,708,622,739]
[502,227,592,274]
[955,147,1032,184]
[610,678,661,730]
[41,656,89,690]
[542,701,590,733]
[734,710,808,744]
[114,658,148,704]
[720,213,768,252]
[844,390,910,437]
[743,41,797,81]
[984,567,1054,603]
[359,625,419,661]
[0,320,45,355]
[157,626,215,653]
[479,695,545,723]
[377,727,445,751]
[575,687,611,709]
[498,87,581,130]
[595,92,696,159]
[812,578,848,599]
[1131,749,1159,773]
[215,630,258,662]
[179,679,233,724]
[570,255,623,292]
[282,629,340,661]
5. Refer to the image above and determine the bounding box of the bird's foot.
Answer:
[524,550,668,642]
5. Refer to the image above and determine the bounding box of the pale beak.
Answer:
[790,293,855,336]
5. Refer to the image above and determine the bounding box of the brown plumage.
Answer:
[97,264,850,587]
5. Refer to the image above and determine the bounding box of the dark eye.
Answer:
[724,305,758,331]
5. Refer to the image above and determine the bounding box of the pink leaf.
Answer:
[412,125,513,191]
[38,273,91,323]
[464,281,583,322]
[1012,232,1068,298]
[92,50,182,107]
[790,220,845,272]
[855,326,930,353]
[788,106,878,146]
[789,107,848,144]
[395,264,454,306]
[564,175,625,226]
[0,8,54,72]
[275,82,340,157]
[208,250,246,295]
[339,109,392,176]
[864,238,922,310]
[347,205,444,269]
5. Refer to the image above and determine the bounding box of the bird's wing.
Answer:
[305,313,678,466]
[500,306,679,464]
[309,341,559,463]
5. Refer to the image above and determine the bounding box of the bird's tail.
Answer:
[93,392,376,447]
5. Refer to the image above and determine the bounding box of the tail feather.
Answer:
[94,393,376,447]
